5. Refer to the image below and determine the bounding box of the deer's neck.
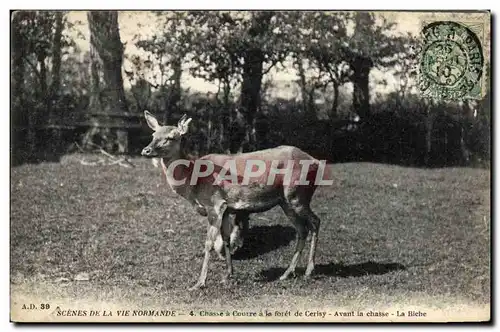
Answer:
[160,154,195,198]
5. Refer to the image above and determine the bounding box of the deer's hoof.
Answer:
[304,265,314,280]
[304,272,314,280]
[230,235,244,251]
[221,275,234,286]
[188,282,205,291]
[279,270,296,281]
[230,239,244,255]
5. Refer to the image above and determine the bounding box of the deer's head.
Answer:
[141,111,192,159]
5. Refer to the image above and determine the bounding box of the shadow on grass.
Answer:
[257,261,406,282]
[232,225,296,261]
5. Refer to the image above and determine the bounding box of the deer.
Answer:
[141,111,327,290]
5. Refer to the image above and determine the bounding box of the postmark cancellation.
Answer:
[416,12,490,101]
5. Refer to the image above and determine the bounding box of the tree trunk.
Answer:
[329,81,339,120]
[88,42,101,116]
[296,58,317,120]
[26,51,48,158]
[220,80,231,153]
[49,11,64,114]
[459,124,471,165]
[297,58,309,112]
[235,47,264,153]
[46,12,65,157]
[253,110,269,150]
[130,78,151,112]
[11,12,25,115]
[85,11,129,153]
[206,106,213,153]
[11,12,27,160]
[164,55,182,124]
[233,12,273,153]
[351,56,372,119]
[37,52,48,109]
[424,109,434,166]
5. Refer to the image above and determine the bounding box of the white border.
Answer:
[2,1,496,331]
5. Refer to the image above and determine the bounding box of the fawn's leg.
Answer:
[230,212,249,254]
[216,201,234,282]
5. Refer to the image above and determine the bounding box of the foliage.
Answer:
[13,11,76,62]
[11,10,490,167]
[12,11,77,114]
[128,12,189,119]
[178,12,291,87]
[296,13,352,86]
[342,12,409,69]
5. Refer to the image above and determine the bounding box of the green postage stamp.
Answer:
[417,13,490,101]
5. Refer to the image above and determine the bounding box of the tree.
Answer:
[296,12,352,119]
[48,11,64,112]
[286,12,408,121]
[182,11,292,152]
[11,12,27,129]
[185,12,244,153]
[131,12,188,124]
[85,11,129,153]
[131,12,240,153]
[236,12,275,152]
[339,12,408,119]
[11,11,74,158]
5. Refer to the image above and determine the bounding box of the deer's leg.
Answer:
[211,199,234,282]
[189,222,218,291]
[279,203,308,281]
[285,186,321,279]
[302,207,321,279]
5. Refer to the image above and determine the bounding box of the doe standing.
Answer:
[141,111,325,290]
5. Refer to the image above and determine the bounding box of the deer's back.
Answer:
[201,145,317,174]
[200,146,320,212]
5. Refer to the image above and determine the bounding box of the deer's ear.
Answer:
[177,114,192,135]
[144,110,160,131]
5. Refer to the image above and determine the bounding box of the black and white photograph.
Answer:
[9,10,491,323]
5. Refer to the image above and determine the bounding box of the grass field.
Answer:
[10,154,491,321]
